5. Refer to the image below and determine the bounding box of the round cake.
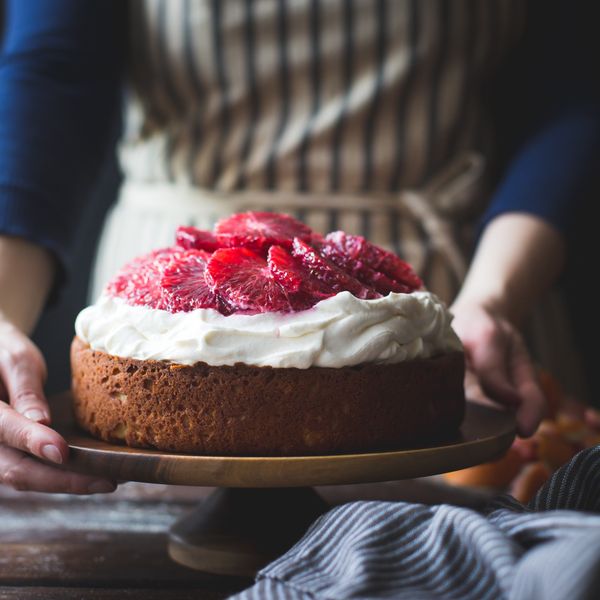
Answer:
[71,212,465,455]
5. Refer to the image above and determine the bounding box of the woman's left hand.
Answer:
[450,300,546,437]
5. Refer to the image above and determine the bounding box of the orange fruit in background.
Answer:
[512,435,538,462]
[554,412,587,444]
[536,429,578,470]
[443,368,600,500]
[510,462,551,504]
[443,447,525,489]
[538,368,564,420]
[582,432,600,448]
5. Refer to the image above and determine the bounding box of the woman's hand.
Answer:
[450,300,546,437]
[0,318,116,493]
[0,234,118,495]
[450,213,567,437]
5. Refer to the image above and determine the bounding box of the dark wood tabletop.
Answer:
[0,483,252,600]
[0,471,488,599]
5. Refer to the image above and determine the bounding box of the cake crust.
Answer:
[71,336,465,456]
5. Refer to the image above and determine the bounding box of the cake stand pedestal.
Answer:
[169,487,328,576]
[52,392,514,577]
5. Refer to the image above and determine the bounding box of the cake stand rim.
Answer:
[52,392,515,487]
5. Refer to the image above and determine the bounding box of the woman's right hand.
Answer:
[0,318,116,494]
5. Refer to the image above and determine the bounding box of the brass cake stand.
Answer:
[52,392,515,577]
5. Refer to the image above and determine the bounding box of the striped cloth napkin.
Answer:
[233,446,600,600]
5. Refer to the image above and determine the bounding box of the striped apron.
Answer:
[91,0,587,400]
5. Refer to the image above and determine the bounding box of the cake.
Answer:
[71,212,465,456]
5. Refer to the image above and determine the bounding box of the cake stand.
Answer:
[52,392,515,577]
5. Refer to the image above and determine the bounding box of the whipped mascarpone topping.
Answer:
[75,291,462,369]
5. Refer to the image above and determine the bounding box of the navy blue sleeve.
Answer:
[0,0,125,273]
[481,0,600,238]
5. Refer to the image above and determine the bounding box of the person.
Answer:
[0,0,598,495]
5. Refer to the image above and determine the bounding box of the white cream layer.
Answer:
[75,291,462,369]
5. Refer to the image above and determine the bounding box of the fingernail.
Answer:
[41,444,63,464]
[24,409,47,422]
[88,480,116,494]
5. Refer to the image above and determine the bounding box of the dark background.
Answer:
[1,1,597,404]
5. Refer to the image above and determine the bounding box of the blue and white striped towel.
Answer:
[233,446,600,600]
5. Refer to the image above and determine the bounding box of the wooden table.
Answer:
[0,476,489,599]
[3,396,506,598]
[0,484,251,600]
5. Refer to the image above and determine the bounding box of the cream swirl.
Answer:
[75,291,462,368]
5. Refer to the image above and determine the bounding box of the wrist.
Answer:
[451,284,514,323]
[0,235,55,334]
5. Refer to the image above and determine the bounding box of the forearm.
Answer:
[452,213,565,326]
[0,236,55,334]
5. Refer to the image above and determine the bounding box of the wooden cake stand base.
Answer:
[169,487,328,577]
[52,393,514,576]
